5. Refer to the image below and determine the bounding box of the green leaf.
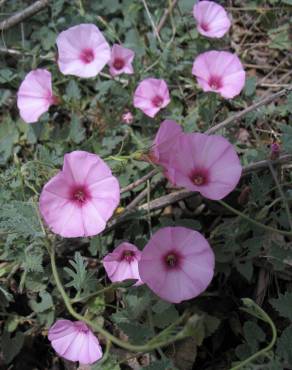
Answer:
[65,80,81,100]
[244,77,257,97]
[64,252,97,294]
[276,325,292,364]
[69,114,85,144]
[0,117,18,164]
[0,201,45,237]
[117,322,152,344]
[268,25,290,50]
[2,331,24,364]
[243,321,266,352]
[270,292,292,321]
[142,359,176,370]
[30,291,53,313]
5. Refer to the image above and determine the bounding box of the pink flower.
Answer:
[48,320,102,365]
[139,227,214,303]
[17,69,56,123]
[122,111,134,124]
[39,151,120,238]
[166,133,242,200]
[109,44,135,77]
[193,1,231,38]
[102,242,143,285]
[133,78,171,118]
[192,51,246,99]
[151,120,183,167]
[56,24,111,78]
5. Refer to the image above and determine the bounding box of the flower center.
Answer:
[164,251,180,269]
[209,76,222,90]
[80,48,95,64]
[122,250,135,263]
[113,58,125,70]
[190,169,208,186]
[74,321,89,333]
[71,186,90,205]
[152,95,164,108]
[201,23,209,32]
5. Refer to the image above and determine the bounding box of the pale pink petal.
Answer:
[103,242,142,285]
[109,44,135,76]
[39,151,120,238]
[48,320,102,365]
[193,1,231,38]
[139,227,215,303]
[152,120,183,165]
[17,69,54,123]
[56,24,111,78]
[133,78,171,118]
[192,51,245,99]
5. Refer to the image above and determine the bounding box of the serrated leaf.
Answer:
[2,331,24,364]
[243,321,266,352]
[65,252,97,295]
[276,325,292,364]
[118,322,152,344]
[0,201,45,237]
[69,114,85,144]
[65,80,81,100]
[270,292,292,321]
[142,359,176,370]
[30,291,53,313]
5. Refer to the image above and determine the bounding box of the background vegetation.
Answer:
[0,0,291,369]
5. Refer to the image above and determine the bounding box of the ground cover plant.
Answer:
[0,0,291,369]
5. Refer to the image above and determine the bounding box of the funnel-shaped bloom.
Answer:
[192,51,245,99]
[17,69,56,123]
[56,24,111,78]
[39,151,120,237]
[193,1,231,38]
[103,242,143,285]
[133,78,170,118]
[167,133,242,200]
[109,44,135,77]
[48,320,102,365]
[151,120,183,167]
[139,227,214,303]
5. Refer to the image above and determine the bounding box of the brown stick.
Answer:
[0,0,50,31]
[121,168,159,193]
[157,0,178,33]
[206,85,292,134]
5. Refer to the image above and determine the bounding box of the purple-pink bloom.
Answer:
[166,133,242,200]
[139,227,214,303]
[122,111,134,124]
[193,1,231,38]
[133,78,171,118]
[151,120,183,166]
[17,69,56,123]
[109,44,135,77]
[192,51,246,99]
[56,24,111,78]
[48,320,102,365]
[39,151,120,238]
[102,242,143,285]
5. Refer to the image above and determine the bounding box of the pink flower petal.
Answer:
[109,44,135,76]
[139,227,215,303]
[56,24,111,78]
[193,1,231,38]
[48,320,103,365]
[39,151,120,237]
[103,242,143,285]
[133,78,171,118]
[192,51,246,99]
[17,69,54,123]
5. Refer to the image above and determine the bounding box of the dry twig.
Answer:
[0,0,50,31]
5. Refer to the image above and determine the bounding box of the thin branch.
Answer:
[121,168,159,193]
[206,86,292,134]
[141,0,162,43]
[157,0,178,33]
[0,0,50,31]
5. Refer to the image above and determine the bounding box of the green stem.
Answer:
[230,299,277,370]
[218,200,292,236]
[49,248,185,352]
